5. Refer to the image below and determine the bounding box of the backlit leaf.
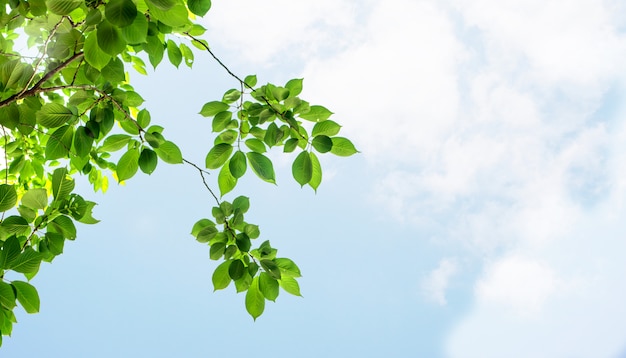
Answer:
[155,141,183,164]
[218,163,237,197]
[259,272,279,302]
[200,101,229,117]
[330,137,358,157]
[245,276,264,320]
[228,151,247,179]
[0,185,17,212]
[212,260,231,291]
[205,143,233,169]
[246,152,275,184]
[292,151,312,186]
[117,148,140,182]
[36,103,74,128]
[187,0,211,16]
[21,189,48,210]
[105,0,138,27]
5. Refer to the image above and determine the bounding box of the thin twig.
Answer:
[183,158,220,205]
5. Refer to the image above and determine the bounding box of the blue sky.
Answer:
[4,0,626,357]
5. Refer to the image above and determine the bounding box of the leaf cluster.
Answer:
[0,0,356,343]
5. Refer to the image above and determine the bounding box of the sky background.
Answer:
[4,0,626,357]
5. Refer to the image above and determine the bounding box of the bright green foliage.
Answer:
[0,0,356,345]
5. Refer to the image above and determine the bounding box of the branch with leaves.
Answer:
[0,0,357,344]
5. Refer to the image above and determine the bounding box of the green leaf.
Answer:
[9,248,42,274]
[12,281,40,313]
[214,129,238,145]
[143,35,164,68]
[49,215,77,239]
[154,141,183,164]
[228,151,247,179]
[283,138,298,153]
[244,75,257,87]
[232,196,249,213]
[0,185,17,212]
[312,120,341,137]
[196,225,217,243]
[244,138,266,153]
[46,232,65,255]
[285,78,303,97]
[0,236,20,270]
[146,0,175,11]
[259,272,279,302]
[21,189,48,210]
[180,43,194,67]
[36,103,74,128]
[292,151,312,186]
[138,148,158,174]
[246,152,275,184]
[190,218,214,237]
[100,134,131,152]
[166,40,182,68]
[73,126,95,159]
[205,143,233,169]
[274,258,302,278]
[0,281,16,309]
[218,163,237,197]
[84,31,111,71]
[121,13,149,45]
[243,224,259,239]
[309,152,322,191]
[200,101,229,117]
[187,0,211,16]
[77,201,100,224]
[300,105,333,122]
[45,125,74,160]
[51,168,75,199]
[212,111,232,132]
[212,260,231,291]
[117,148,140,182]
[260,259,281,280]
[279,276,302,296]
[97,20,127,56]
[46,0,82,15]
[209,242,226,260]
[105,0,138,27]
[330,137,358,157]
[146,1,189,27]
[245,276,264,320]
[312,135,333,153]
[228,259,245,280]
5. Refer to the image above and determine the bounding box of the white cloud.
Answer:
[422,258,458,306]
[199,0,626,356]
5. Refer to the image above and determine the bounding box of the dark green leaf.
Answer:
[292,151,312,186]
[187,0,211,16]
[228,260,245,280]
[45,125,74,160]
[138,148,158,174]
[0,236,20,270]
[246,152,275,184]
[12,281,40,313]
[73,126,95,159]
[245,276,264,320]
[312,135,332,153]
[0,281,16,309]
[205,143,233,169]
[46,232,65,255]
[97,20,127,56]
[0,185,17,212]
[105,0,138,27]
[259,272,279,302]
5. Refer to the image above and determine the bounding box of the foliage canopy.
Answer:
[0,0,357,345]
